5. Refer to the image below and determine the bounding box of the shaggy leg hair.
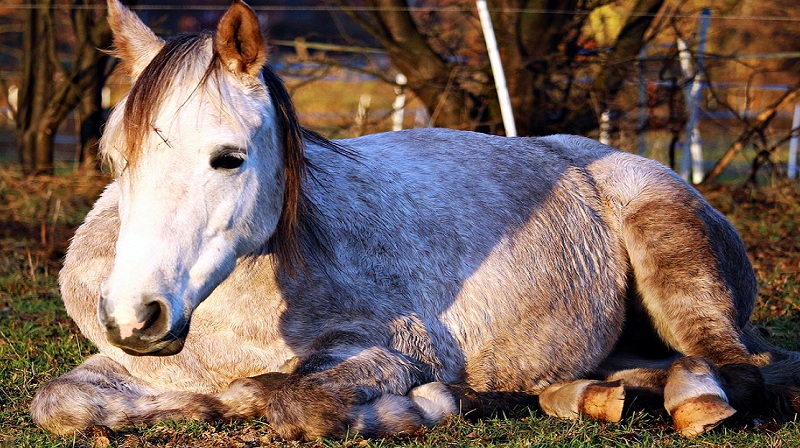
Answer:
[31,355,234,434]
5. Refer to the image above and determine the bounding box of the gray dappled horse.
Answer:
[31,0,800,441]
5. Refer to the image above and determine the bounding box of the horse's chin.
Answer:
[119,337,187,357]
[106,319,191,357]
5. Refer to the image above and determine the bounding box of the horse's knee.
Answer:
[664,357,736,438]
[31,355,130,434]
[214,373,290,419]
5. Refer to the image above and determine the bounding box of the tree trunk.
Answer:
[592,0,664,108]
[338,0,664,137]
[369,0,470,128]
[73,0,112,171]
[17,0,56,175]
[15,0,112,176]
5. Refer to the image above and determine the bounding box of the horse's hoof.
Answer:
[670,394,736,438]
[582,381,625,422]
[539,379,625,422]
[664,357,737,437]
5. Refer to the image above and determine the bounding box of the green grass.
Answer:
[1,165,799,447]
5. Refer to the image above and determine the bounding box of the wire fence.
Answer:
[1,3,798,181]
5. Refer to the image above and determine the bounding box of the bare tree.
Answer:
[15,0,111,176]
[701,81,800,185]
[336,0,664,136]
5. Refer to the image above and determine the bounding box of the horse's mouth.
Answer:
[119,337,187,356]
[107,321,190,357]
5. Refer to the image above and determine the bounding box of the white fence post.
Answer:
[678,8,710,184]
[789,102,800,180]
[476,0,517,137]
[599,109,612,145]
[392,73,407,132]
[355,93,371,136]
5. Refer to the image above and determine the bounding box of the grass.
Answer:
[1,164,799,447]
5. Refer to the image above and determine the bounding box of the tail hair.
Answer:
[741,324,800,420]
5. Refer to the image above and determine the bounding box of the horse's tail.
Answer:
[740,324,800,419]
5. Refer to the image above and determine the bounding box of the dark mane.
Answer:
[260,64,308,275]
[262,65,358,275]
[120,31,346,276]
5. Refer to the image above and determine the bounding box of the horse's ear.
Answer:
[216,0,267,77]
[106,0,164,78]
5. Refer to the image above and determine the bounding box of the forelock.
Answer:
[102,32,220,173]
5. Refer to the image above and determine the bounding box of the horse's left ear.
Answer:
[216,0,267,77]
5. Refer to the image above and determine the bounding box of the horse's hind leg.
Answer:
[31,354,240,434]
[548,358,736,437]
[538,379,626,422]
[620,186,760,367]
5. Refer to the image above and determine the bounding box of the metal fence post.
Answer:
[476,0,517,137]
[789,102,800,180]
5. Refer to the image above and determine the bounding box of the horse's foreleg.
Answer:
[31,354,236,434]
[260,331,451,440]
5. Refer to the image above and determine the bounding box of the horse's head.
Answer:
[98,0,296,356]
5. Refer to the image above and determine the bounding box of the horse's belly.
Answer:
[440,172,628,392]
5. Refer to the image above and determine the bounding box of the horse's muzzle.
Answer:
[98,295,189,356]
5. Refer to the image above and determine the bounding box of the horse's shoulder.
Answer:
[59,181,121,364]
[65,181,119,269]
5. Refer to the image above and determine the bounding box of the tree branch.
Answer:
[592,0,664,106]
[701,82,800,185]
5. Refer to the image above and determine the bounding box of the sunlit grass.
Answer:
[1,165,799,447]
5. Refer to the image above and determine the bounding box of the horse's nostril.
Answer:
[138,297,170,339]
[99,293,174,350]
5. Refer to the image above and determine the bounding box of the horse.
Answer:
[31,0,800,441]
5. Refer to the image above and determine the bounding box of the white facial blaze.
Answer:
[99,60,283,339]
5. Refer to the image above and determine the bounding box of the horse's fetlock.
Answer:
[718,362,766,411]
[407,382,458,425]
[351,394,425,436]
[665,357,736,437]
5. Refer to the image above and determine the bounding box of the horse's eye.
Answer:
[210,152,245,170]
